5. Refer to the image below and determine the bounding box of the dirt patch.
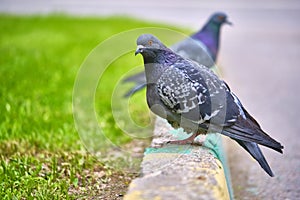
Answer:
[68,138,151,199]
[68,169,137,200]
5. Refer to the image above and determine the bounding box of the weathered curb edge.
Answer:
[124,117,233,200]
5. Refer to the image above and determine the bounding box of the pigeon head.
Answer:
[135,34,178,83]
[209,12,232,26]
[135,34,168,57]
[192,12,232,61]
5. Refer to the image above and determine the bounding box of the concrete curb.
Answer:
[124,117,233,200]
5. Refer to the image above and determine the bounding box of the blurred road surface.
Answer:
[1,0,300,199]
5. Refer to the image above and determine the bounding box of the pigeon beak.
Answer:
[225,19,233,26]
[135,45,144,55]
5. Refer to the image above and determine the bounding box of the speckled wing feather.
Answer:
[156,57,239,127]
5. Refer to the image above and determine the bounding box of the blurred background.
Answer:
[1,0,300,199]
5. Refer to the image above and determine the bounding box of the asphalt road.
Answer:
[2,0,300,199]
[221,8,300,200]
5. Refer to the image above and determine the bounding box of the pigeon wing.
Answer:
[156,58,234,125]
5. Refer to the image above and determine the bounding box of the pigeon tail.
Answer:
[221,116,283,154]
[235,140,274,177]
[124,83,146,98]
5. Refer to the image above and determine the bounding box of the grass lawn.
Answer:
[0,14,188,199]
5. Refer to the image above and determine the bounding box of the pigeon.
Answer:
[135,34,284,177]
[124,12,231,97]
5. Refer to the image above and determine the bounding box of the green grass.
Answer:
[0,14,157,150]
[0,14,188,199]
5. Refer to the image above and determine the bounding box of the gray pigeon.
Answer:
[124,12,231,97]
[135,34,283,177]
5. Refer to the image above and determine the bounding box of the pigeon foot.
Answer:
[167,132,201,145]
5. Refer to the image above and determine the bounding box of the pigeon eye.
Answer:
[218,16,224,20]
[148,40,153,46]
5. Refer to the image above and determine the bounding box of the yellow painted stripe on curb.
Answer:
[125,151,230,200]
[212,159,230,200]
